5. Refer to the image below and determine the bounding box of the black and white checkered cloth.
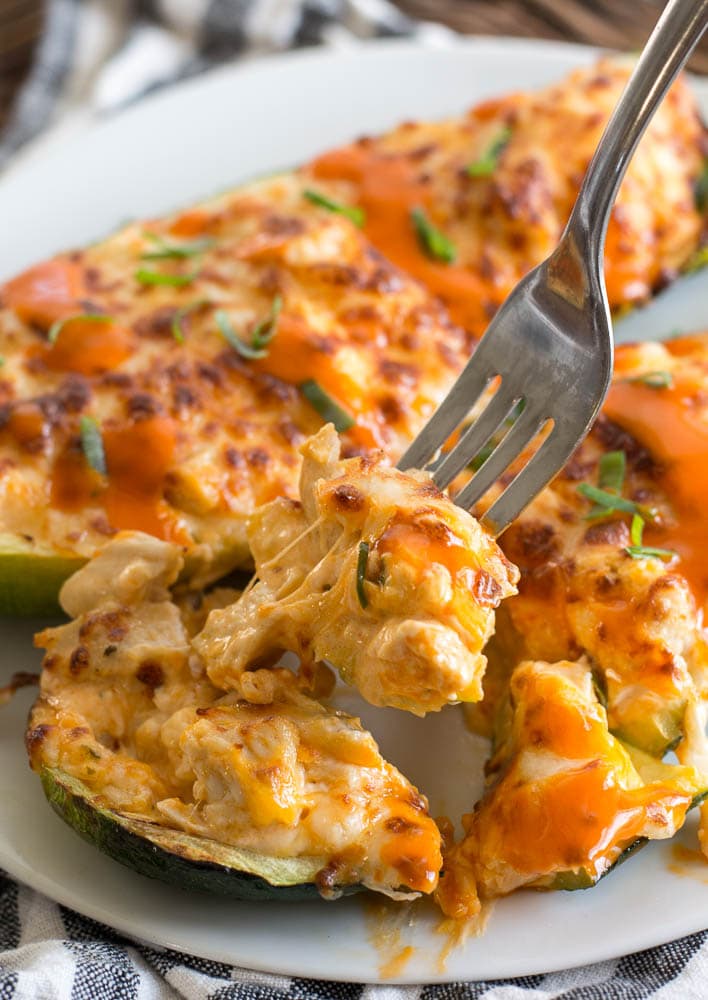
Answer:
[1,2,708,996]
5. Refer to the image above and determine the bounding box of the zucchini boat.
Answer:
[478,334,708,760]
[41,768,332,901]
[437,658,706,920]
[27,530,443,902]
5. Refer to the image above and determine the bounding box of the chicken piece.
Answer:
[438,659,705,920]
[194,424,518,714]
[155,667,442,897]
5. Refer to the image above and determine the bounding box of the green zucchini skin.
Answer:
[0,550,85,617]
[0,533,252,617]
[41,768,363,902]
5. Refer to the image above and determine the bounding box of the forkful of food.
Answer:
[398,0,707,535]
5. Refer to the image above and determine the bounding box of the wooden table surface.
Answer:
[1,0,707,136]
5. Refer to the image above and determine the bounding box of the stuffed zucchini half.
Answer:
[468,335,708,761]
[27,529,443,901]
[437,659,707,921]
[39,768,330,901]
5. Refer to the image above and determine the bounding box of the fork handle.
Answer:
[564,0,707,263]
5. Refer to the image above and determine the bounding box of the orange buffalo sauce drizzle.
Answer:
[377,520,472,578]
[603,358,708,609]
[42,319,133,376]
[310,146,495,337]
[252,314,386,450]
[376,521,491,645]
[442,673,692,896]
[51,417,187,543]
[3,260,134,373]
[3,260,84,328]
[485,763,690,877]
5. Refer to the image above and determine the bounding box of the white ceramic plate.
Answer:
[1,37,707,984]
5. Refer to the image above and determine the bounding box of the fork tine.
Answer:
[432,387,521,489]
[397,349,497,471]
[480,425,579,536]
[452,406,545,510]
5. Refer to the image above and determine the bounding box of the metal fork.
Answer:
[398,0,707,536]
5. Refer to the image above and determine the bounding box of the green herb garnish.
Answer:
[171,299,210,344]
[626,370,673,389]
[630,513,644,547]
[80,416,106,476]
[356,541,370,609]
[598,450,626,494]
[466,126,513,178]
[141,234,215,260]
[468,440,495,472]
[216,310,267,360]
[251,295,282,351]
[300,380,355,433]
[625,545,676,561]
[303,189,365,227]
[577,483,643,518]
[47,313,113,344]
[135,268,199,288]
[215,298,282,359]
[411,207,457,264]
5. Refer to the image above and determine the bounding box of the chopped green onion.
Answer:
[625,545,676,561]
[695,162,708,213]
[300,379,355,433]
[684,246,708,274]
[141,234,215,260]
[215,311,267,360]
[356,541,370,609]
[171,299,210,344]
[468,441,495,472]
[577,483,641,517]
[598,450,625,494]
[47,313,113,344]
[630,513,644,547]
[0,357,5,367]
[411,207,457,264]
[466,126,513,178]
[303,189,365,227]
[80,416,106,476]
[626,370,673,389]
[135,268,199,287]
[251,294,282,351]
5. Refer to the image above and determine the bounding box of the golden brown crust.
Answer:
[308,58,706,338]
[0,173,468,580]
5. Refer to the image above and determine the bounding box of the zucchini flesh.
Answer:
[42,768,363,901]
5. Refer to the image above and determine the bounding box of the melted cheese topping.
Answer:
[0,172,469,581]
[438,659,703,920]
[308,58,705,338]
[193,425,518,714]
[27,531,442,898]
